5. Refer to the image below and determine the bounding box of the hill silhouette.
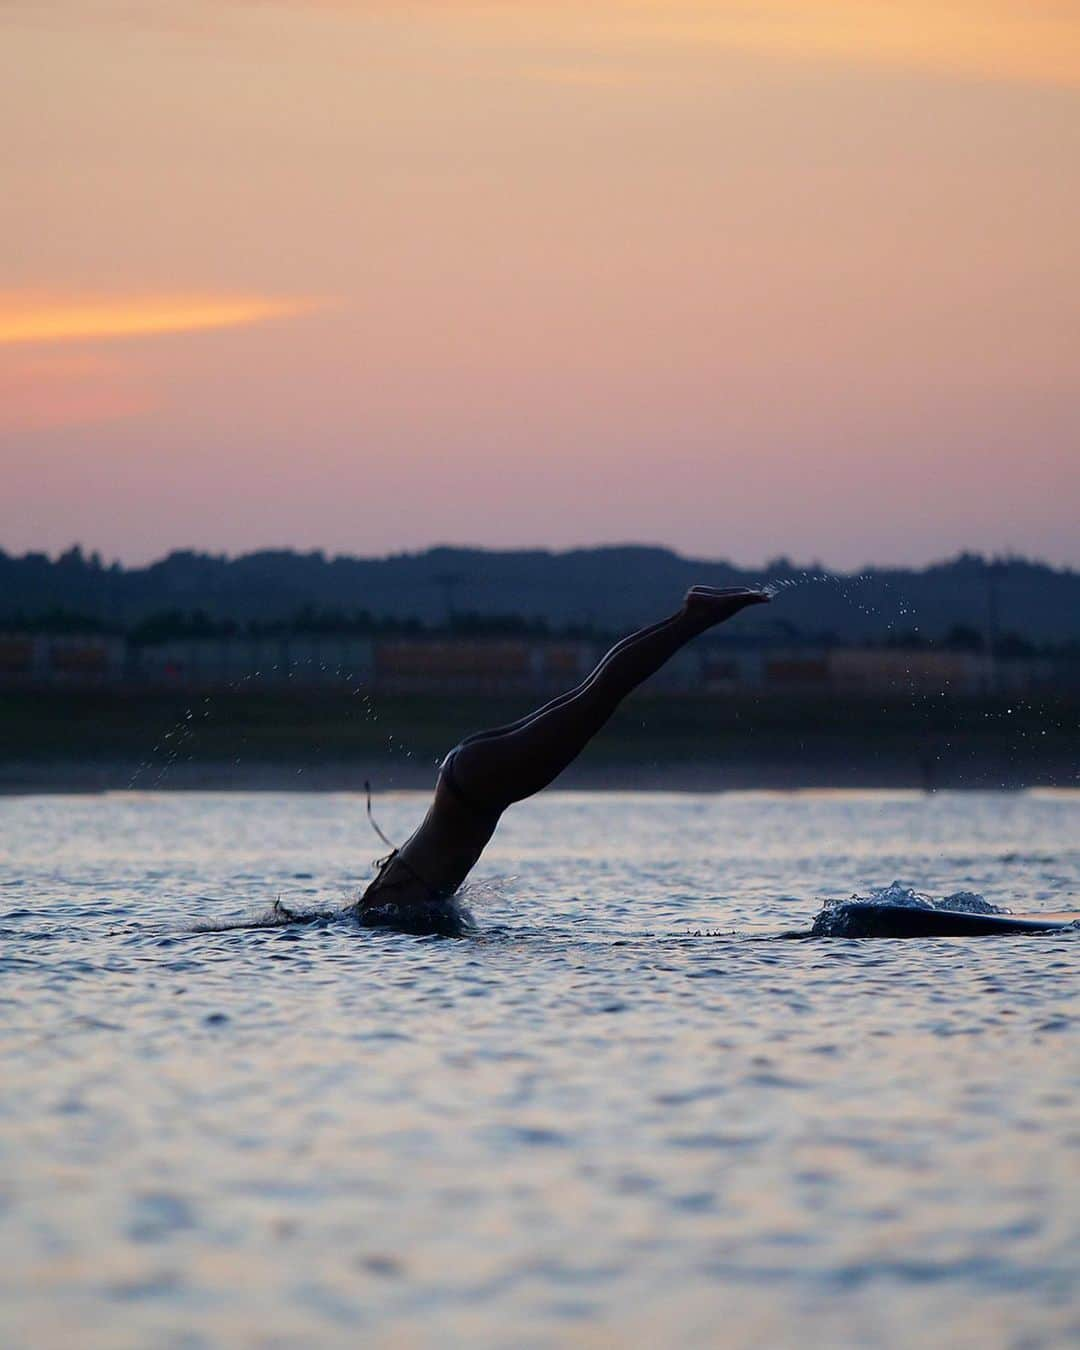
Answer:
[1,545,1077,645]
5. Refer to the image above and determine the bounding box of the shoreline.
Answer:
[2,689,1076,795]
[2,754,1076,795]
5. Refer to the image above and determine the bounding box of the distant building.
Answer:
[135,637,377,689]
[0,631,1075,696]
[828,648,989,695]
[372,638,598,696]
[0,633,125,687]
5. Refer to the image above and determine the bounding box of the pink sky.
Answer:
[2,1,1078,567]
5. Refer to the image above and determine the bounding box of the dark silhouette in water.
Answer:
[808,903,1077,937]
[358,587,769,935]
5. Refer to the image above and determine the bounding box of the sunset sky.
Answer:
[2,0,1078,567]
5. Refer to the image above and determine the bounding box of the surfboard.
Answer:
[810,903,1080,938]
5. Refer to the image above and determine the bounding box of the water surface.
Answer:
[1,790,1077,1347]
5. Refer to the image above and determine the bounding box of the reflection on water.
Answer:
[1,790,1077,1347]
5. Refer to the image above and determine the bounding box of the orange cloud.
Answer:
[636,0,1080,89]
[0,294,319,346]
[291,0,1080,88]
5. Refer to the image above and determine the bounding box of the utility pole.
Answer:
[433,571,466,627]
[985,559,1003,696]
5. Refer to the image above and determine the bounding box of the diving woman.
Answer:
[357,586,770,935]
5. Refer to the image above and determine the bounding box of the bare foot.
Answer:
[684,585,771,626]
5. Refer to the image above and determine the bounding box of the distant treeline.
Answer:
[1,544,1078,644]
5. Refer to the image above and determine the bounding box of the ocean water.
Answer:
[1,789,1077,1349]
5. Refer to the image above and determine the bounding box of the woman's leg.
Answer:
[452,609,693,750]
[450,588,767,811]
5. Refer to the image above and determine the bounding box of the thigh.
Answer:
[451,683,608,809]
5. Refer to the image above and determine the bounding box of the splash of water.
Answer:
[810,880,1012,936]
[822,881,1009,917]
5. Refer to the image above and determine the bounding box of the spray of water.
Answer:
[752,569,917,633]
[821,881,1010,917]
[127,655,427,790]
